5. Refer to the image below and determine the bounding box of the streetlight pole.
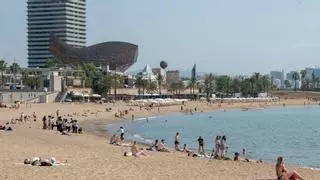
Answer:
[114,64,117,101]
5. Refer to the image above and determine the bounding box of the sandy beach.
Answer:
[1,99,320,180]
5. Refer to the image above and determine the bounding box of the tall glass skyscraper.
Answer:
[27,0,86,68]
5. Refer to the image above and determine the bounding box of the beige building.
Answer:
[166,70,180,86]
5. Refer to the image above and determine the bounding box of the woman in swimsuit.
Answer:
[131,141,147,157]
[276,156,305,180]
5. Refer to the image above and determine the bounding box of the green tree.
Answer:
[135,75,143,97]
[230,77,241,94]
[10,62,20,83]
[92,73,112,97]
[203,73,214,101]
[312,71,316,89]
[80,63,97,88]
[146,80,157,94]
[46,58,57,69]
[156,74,163,95]
[215,75,230,96]
[261,75,270,93]
[300,70,306,81]
[112,73,124,99]
[284,80,291,88]
[141,79,148,97]
[0,60,7,88]
[292,71,300,91]
[240,78,251,97]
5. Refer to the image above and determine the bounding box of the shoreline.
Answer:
[85,100,319,168]
[1,99,320,179]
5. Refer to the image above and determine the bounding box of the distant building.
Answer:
[270,71,284,88]
[305,68,314,79]
[166,70,180,86]
[27,0,86,68]
[140,64,157,81]
[272,79,281,89]
[270,71,282,80]
[152,68,166,82]
[286,71,296,81]
[313,68,320,78]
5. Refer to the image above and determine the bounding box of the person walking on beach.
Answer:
[276,156,305,180]
[32,112,37,122]
[117,127,126,141]
[214,136,221,157]
[42,116,47,129]
[174,132,181,151]
[220,136,227,157]
[197,136,205,154]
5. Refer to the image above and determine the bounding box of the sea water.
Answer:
[106,106,320,168]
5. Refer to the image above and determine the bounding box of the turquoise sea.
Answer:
[107,106,320,168]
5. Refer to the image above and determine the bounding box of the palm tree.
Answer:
[312,71,316,89]
[203,73,214,101]
[141,79,148,98]
[0,60,7,88]
[156,74,163,95]
[292,71,300,91]
[300,70,307,90]
[240,78,251,97]
[261,75,270,93]
[146,80,157,94]
[300,70,306,81]
[135,75,143,97]
[230,77,241,95]
[9,62,20,84]
[177,80,185,95]
[112,74,124,100]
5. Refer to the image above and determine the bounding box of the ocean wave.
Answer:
[302,166,320,171]
[134,116,157,121]
[132,134,153,144]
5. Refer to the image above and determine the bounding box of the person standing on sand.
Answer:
[220,136,227,157]
[197,136,205,154]
[214,136,220,156]
[174,132,181,151]
[32,112,37,122]
[42,116,47,129]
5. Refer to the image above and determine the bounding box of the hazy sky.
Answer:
[1,0,320,75]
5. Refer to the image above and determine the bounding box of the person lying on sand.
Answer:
[156,139,170,152]
[276,156,305,180]
[131,141,147,157]
[24,157,63,166]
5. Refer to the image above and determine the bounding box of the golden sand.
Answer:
[0,100,319,180]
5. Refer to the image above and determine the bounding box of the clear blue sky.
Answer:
[1,0,320,75]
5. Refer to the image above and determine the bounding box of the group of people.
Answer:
[42,110,82,135]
